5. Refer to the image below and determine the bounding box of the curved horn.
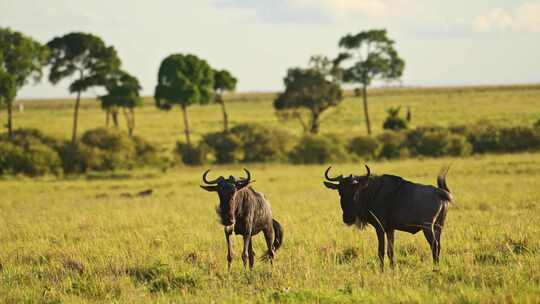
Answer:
[242,168,251,182]
[365,164,371,177]
[325,166,343,182]
[202,169,222,184]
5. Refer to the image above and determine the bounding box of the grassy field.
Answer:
[0,155,539,303]
[10,85,540,152]
[1,85,540,303]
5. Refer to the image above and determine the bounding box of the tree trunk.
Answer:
[309,110,320,134]
[123,107,135,137]
[71,90,82,144]
[181,104,191,146]
[106,109,110,127]
[362,84,372,136]
[7,99,13,138]
[111,110,119,128]
[218,95,229,132]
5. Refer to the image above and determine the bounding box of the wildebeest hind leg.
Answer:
[263,228,275,265]
[386,229,395,269]
[422,228,439,265]
[248,241,255,269]
[376,228,385,272]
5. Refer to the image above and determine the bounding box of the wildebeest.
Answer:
[200,168,283,270]
[323,165,452,271]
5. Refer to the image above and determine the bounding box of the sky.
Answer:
[1,0,540,98]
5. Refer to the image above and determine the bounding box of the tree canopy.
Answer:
[47,32,120,93]
[0,27,48,135]
[154,54,214,111]
[336,29,405,135]
[274,56,343,134]
[46,32,121,142]
[154,53,214,145]
[100,70,142,110]
[213,69,237,132]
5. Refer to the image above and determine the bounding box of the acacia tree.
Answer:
[337,29,405,136]
[154,54,214,146]
[274,56,343,134]
[46,32,120,143]
[213,69,237,132]
[0,28,48,137]
[100,70,142,136]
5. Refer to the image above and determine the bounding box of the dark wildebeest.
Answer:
[323,165,452,271]
[200,169,283,270]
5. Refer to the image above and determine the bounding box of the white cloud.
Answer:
[473,1,540,33]
[290,0,412,18]
[215,0,417,23]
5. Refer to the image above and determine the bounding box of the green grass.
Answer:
[10,85,540,152]
[0,154,539,303]
[1,85,540,302]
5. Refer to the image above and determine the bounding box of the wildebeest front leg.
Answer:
[242,233,252,269]
[376,228,385,272]
[386,229,395,269]
[224,226,233,271]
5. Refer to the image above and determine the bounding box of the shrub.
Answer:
[0,129,62,176]
[201,132,243,164]
[535,118,540,129]
[175,142,209,166]
[498,126,540,152]
[58,142,107,173]
[382,106,408,131]
[447,134,473,156]
[230,123,294,163]
[132,135,162,166]
[289,134,348,164]
[348,136,380,159]
[376,131,408,159]
[0,141,61,176]
[467,123,501,153]
[406,126,472,157]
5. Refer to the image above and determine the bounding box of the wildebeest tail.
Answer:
[436,166,453,202]
[261,219,284,260]
[272,219,284,251]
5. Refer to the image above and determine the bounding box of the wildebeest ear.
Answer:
[323,181,339,190]
[200,185,218,192]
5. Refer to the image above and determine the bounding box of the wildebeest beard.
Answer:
[352,176,383,230]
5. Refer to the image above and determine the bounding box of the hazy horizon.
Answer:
[2,0,539,99]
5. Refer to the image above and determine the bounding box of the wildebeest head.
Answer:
[323,165,371,225]
[200,168,252,226]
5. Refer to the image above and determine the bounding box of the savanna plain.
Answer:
[1,86,539,303]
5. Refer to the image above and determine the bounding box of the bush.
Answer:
[0,140,61,176]
[132,135,162,166]
[498,127,540,152]
[201,132,243,164]
[230,123,295,163]
[59,128,159,173]
[382,107,408,131]
[467,123,501,153]
[535,118,540,129]
[0,129,62,176]
[447,134,473,156]
[175,142,209,166]
[58,142,107,173]
[289,134,348,164]
[376,131,408,159]
[348,136,380,159]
